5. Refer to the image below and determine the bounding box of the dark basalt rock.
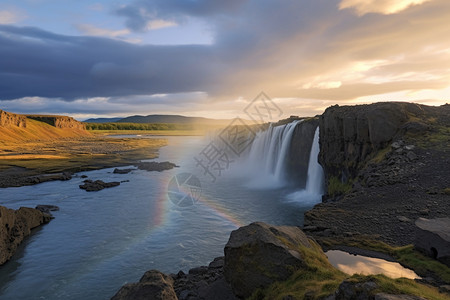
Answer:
[79,179,120,192]
[286,118,319,188]
[223,222,313,299]
[28,172,72,185]
[134,161,177,172]
[415,217,450,267]
[113,168,134,174]
[111,270,177,300]
[35,205,60,215]
[0,206,52,265]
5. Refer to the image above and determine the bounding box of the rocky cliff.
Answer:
[0,109,27,128]
[318,102,449,199]
[0,109,89,142]
[286,118,319,188]
[0,206,52,265]
[26,115,86,130]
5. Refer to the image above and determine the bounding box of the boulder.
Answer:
[414,218,450,267]
[113,168,134,174]
[134,161,177,172]
[112,257,236,300]
[35,205,60,214]
[79,179,120,192]
[335,280,378,299]
[223,222,314,298]
[111,270,177,300]
[0,206,52,265]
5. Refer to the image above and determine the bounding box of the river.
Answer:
[0,134,322,299]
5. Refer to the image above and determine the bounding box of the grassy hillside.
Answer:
[0,119,89,143]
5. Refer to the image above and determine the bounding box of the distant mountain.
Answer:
[84,117,122,123]
[116,114,231,125]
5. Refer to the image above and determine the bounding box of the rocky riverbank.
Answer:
[0,206,52,265]
[112,222,448,300]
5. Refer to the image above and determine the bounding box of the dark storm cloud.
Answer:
[116,0,246,31]
[0,24,215,100]
[1,0,450,105]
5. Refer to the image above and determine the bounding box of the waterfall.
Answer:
[286,126,324,205]
[305,127,324,194]
[233,120,324,205]
[239,121,300,188]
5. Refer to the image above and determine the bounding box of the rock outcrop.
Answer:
[173,257,236,300]
[319,102,450,199]
[26,115,85,130]
[0,206,52,265]
[135,161,178,172]
[415,217,450,267]
[0,109,27,128]
[79,179,120,192]
[287,118,319,188]
[223,222,313,298]
[111,270,177,300]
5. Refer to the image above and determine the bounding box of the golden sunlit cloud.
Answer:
[146,19,177,30]
[0,10,22,24]
[76,24,130,38]
[339,0,433,15]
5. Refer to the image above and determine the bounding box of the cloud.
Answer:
[0,10,23,24]
[1,0,449,115]
[146,19,177,30]
[76,24,130,38]
[0,24,216,100]
[116,0,246,31]
[339,0,433,16]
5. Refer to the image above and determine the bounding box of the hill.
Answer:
[114,114,232,126]
[83,117,122,123]
[0,110,90,143]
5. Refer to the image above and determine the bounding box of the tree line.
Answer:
[85,122,195,131]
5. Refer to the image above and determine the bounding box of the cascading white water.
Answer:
[235,121,324,204]
[286,126,324,205]
[305,127,324,194]
[240,121,300,188]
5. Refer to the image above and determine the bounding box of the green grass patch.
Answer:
[370,146,391,164]
[248,240,347,299]
[410,125,450,150]
[347,274,450,300]
[252,237,449,299]
[327,176,353,197]
[441,188,450,195]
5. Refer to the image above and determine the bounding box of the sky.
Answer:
[0,0,449,120]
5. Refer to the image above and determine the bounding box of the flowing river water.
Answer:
[0,133,323,300]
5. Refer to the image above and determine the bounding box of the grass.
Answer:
[327,176,353,197]
[369,146,391,164]
[408,125,450,150]
[249,237,450,299]
[0,119,90,143]
[248,239,347,300]
[0,137,168,177]
[346,274,450,300]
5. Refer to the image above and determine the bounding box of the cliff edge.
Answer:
[0,206,52,265]
[0,109,89,142]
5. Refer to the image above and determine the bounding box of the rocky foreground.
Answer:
[0,206,52,265]
[112,222,448,300]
